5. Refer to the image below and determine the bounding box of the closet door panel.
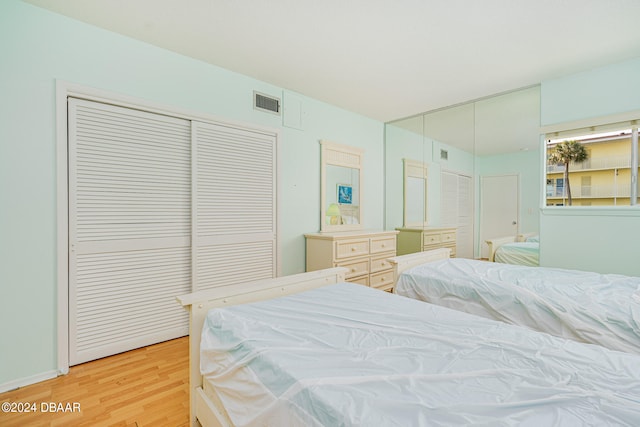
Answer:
[68,98,191,365]
[72,247,190,364]
[441,171,474,259]
[196,240,275,289]
[193,122,276,291]
[456,174,474,258]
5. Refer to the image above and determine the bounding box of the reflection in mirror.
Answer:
[387,107,475,258]
[384,116,426,233]
[405,177,425,224]
[403,159,428,227]
[385,86,541,260]
[320,140,363,232]
[325,165,360,225]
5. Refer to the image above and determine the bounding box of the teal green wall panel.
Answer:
[541,57,640,126]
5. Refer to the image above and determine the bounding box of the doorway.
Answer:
[479,174,519,259]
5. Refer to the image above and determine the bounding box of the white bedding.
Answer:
[396,258,640,354]
[201,282,640,426]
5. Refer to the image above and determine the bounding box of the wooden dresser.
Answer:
[305,230,399,291]
[396,227,457,257]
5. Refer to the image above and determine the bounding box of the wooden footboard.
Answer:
[176,267,348,427]
[485,235,518,262]
[516,232,537,242]
[486,233,537,261]
[387,248,451,291]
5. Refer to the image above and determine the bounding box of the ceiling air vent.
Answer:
[254,91,281,115]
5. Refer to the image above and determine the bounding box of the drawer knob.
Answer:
[351,247,356,251]
[351,268,356,272]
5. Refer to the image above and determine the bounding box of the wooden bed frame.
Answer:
[176,267,348,427]
[485,233,536,262]
[387,248,451,290]
[485,235,518,262]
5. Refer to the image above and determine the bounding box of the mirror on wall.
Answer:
[384,115,426,235]
[320,140,363,232]
[385,86,541,260]
[385,105,475,258]
[403,159,428,227]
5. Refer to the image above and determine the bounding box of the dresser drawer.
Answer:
[370,236,396,254]
[370,270,394,291]
[396,227,456,258]
[350,275,369,287]
[442,232,456,243]
[305,230,398,291]
[425,243,455,257]
[370,254,393,274]
[337,258,370,279]
[335,239,369,259]
[423,232,442,245]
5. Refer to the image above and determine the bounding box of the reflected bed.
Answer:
[390,250,640,354]
[487,233,539,266]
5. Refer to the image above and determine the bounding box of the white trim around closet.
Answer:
[55,80,282,375]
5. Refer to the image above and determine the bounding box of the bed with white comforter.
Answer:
[395,257,640,354]
[488,234,539,266]
[200,282,640,426]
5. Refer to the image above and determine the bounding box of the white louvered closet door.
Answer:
[68,98,191,365]
[441,171,474,259]
[192,121,276,291]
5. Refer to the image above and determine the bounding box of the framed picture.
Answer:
[337,184,353,205]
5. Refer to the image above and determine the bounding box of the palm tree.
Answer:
[548,140,589,206]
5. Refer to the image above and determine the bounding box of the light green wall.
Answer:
[541,57,640,126]
[0,1,383,388]
[540,57,640,274]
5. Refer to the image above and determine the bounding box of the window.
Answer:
[546,178,565,198]
[545,122,639,207]
[581,176,592,197]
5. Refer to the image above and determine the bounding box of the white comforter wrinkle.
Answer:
[201,283,640,426]
[396,258,640,353]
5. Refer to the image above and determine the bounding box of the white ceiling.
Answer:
[24,0,640,124]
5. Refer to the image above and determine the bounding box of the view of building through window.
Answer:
[546,128,639,206]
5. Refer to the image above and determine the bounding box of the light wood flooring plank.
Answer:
[0,337,189,427]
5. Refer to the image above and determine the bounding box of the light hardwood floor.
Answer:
[0,337,189,427]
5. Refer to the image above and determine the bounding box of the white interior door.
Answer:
[192,121,277,291]
[441,171,474,258]
[456,174,473,258]
[67,94,279,366]
[68,98,191,365]
[479,174,519,258]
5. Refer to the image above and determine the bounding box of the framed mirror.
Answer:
[403,158,428,227]
[320,140,363,232]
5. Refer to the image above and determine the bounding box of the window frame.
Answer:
[540,110,640,212]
